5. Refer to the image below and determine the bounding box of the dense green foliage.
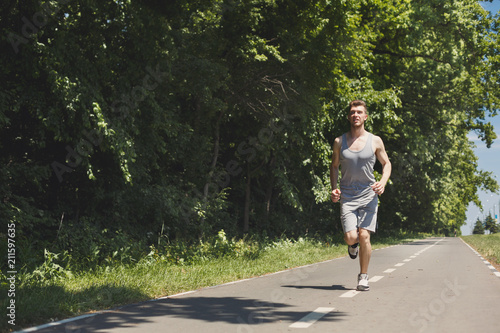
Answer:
[1,0,499,271]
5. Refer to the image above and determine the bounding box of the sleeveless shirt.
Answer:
[339,133,376,201]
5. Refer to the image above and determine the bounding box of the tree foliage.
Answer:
[472,218,486,234]
[1,0,499,267]
[484,213,499,234]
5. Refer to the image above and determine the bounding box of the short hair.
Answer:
[349,100,368,114]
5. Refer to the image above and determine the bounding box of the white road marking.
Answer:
[340,290,361,298]
[368,275,384,283]
[410,256,417,258]
[461,237,500,279]
[395,263,405,267]
[403,259,412,262]
[384,268,396,273]
[17,314,99,332]
[289,307,335,328]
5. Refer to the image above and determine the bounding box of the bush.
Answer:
[142,230,261,266]
[24,249,73,284]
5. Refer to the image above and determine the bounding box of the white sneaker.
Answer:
[357,273,370,291]
[348,243,359,259]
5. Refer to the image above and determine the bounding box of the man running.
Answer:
[330,100,391,291]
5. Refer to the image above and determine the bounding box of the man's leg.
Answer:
[358,228,372,274]
[344,229,359,246]
[344,229,359,259]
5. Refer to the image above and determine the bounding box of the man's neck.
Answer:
[349,126,366,139]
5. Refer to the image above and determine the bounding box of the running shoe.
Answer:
[348,243,359,259]
[357,273,370,291]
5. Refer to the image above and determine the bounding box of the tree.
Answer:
[484,213,499,234]
[472,218,485,234]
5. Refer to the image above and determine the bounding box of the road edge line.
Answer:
[459,238,500,279]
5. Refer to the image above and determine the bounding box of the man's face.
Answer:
[348,105,368,127]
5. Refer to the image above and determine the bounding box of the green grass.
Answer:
[461,233,500,268]
[1,233,424,333]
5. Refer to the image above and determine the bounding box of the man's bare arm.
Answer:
[372,136,391,195]
[330,137,342,202]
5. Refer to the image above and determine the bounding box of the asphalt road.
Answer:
[20,237,500,333]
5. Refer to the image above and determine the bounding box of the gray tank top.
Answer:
[340,133,376,200]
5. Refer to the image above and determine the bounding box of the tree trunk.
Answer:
[201,111,223,237]
[204,112,222,199]
[244,166,251,232]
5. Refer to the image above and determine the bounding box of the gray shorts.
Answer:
[340,194,378,233]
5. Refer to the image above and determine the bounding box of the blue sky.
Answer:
[462,1,500,235]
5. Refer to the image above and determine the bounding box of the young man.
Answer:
[330,100,391,291]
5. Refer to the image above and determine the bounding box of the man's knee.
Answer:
[344,230,359,245]
[358,229,371,244]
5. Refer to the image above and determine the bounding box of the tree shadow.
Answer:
[9,283,150,332]
[282,284,353,291]
[32,295,348,332]
[401,240,444,246]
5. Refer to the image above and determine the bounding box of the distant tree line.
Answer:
[473,214,499,234]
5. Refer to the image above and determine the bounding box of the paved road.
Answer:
[21,237,500,333]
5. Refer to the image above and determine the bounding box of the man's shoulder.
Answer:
[372,134,383,142]
[371,134,386,150]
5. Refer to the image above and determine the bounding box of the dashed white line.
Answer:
[368,275,384,283]
[460,238,500,279]
[336,238,446,301]
[289,307,335,328]
[340,290,361,298]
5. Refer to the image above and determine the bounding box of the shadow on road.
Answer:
[401,239,445,246]
[40,296,347,332]
[7,283,150,333]
[282,284,353,291]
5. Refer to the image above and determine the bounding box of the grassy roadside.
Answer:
[1,233,425,332]
[461,233,500,271]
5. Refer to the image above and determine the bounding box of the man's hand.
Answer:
[331,188,341,203]
[371,182,385,195]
